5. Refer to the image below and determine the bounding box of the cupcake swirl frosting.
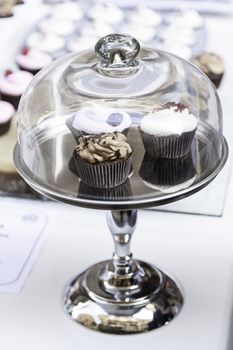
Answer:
[140,102,198,136]
[76,132,132,164]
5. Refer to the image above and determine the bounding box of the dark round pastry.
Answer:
[73,132,133,188]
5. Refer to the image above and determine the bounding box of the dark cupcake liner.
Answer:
[17,64,41,76]
[0,93,21,110]
[74,154,132,188]
[78,179,132,201]
[207,73,223,89]
[139,152,196,187]
[140,129,196,158]
[68,153,79,177]
[0,13,13,18]
[0,119,12,136]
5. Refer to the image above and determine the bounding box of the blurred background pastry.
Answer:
[16,47,53,75]
[0,69,33,109]
[192,52,224,89]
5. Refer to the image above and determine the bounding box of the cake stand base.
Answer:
[63,260,183,334]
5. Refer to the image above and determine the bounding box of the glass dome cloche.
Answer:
[14,34,228,334]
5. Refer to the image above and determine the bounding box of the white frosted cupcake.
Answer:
[165,10,204,30]
[80,21,113,40]
[51,2,84,22]
[67,103,132,142]
[0,70,33,109]
[157,42,192,60]
[159,26,196,46]
[26,32,64,54]
[89,3,124,25]
[16,47,53,75]
[140,102,198,158]
[38,18,75,37]
[120,24,156,44]
[0,101,15,135]
[67,36,98,53]
[128,6,162,27]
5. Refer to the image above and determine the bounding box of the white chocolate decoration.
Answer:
[0,70,33,96]
[0,101,15,123]
[72,103,131,134]
[140,104,198,136]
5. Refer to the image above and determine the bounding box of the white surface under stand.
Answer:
[0,189,233,350]
[0,14,233,350]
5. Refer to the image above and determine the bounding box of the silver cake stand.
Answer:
[14,124,228,335]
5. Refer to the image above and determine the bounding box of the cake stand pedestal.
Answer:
[13,128,228,334]
[64,209,182,334]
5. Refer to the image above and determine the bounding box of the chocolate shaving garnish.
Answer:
[75,132,132,164]
[153,102,187,113]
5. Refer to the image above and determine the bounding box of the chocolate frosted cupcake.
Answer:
[74,132,132,188]
[66,103,131,142]
[0,70,33,109]
[192,52,224,89]
[139,152,196,193]
[140,102,198,158]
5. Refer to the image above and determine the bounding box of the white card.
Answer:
[0,204,47,294]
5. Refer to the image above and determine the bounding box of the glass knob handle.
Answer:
[95,33,140,68]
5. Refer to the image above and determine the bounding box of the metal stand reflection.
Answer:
[64,209,183,334]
